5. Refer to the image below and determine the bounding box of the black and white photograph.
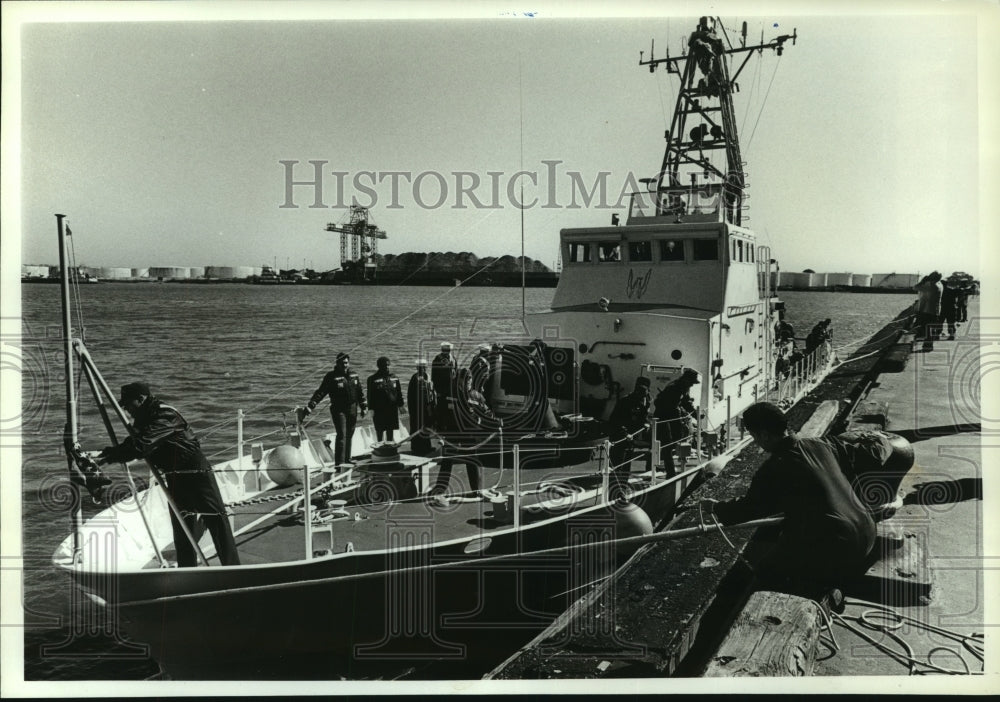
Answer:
[2,0,997,695]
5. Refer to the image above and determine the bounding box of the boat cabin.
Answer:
[524,187,777,432]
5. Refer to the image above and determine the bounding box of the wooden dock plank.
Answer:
[844,520,932,606]
[798,400,840,438]
[703,591,822,677]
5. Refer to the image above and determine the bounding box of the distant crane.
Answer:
[325,205,387,282]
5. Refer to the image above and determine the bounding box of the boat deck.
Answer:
[147,456,633,569]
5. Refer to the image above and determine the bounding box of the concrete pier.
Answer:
[810,297,984,676]
[488,297,985,681]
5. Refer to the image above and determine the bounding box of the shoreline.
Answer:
[21,278,932,293]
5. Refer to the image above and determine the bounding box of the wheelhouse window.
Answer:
[659,240,684,262]
[628,241,652,262]
[737,239,744,262]
[598,242,621,262]
[693,238,719,261]
[569,242,591,263]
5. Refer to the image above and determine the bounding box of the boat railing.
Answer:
[767,341,834,407]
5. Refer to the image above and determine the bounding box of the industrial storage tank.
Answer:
[758,271,781,290]
[824,272,854,286]
[100,267,132,280]
[780,272,812,288]
[806,272,826,287]
[149,267,190,280]
[252,267,263,277]
[872,273,920,288]
[206,266,237,279]
[188,266,205,279]
[852,274,872,287]
[131,268,149,279]
[232,266,255,279]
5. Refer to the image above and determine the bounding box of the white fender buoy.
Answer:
[613,502,654,558]
[264,444,307,487]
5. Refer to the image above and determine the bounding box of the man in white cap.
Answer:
[431,341,457,402]
[469,343,492,400]
[407,358,436,455]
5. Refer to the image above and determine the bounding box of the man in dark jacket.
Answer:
[955,282,970,323]
[367,356,404,442]
[607,377,651,498]
[939,279,959,340]
[432,368,500,497]
[407,358,436,455]
[300,352,367,466]
[653,368,699,474]
[702,402,876,585]
[469,343,492,399]
[97,382,240,567]
[431,342,457,426]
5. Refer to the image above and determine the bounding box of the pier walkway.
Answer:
[812,297,985,676]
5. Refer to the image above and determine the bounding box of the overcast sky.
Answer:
[5,2,998,280]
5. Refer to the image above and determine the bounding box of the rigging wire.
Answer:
[739,42,762,136]
[66,223,87,343]
[747,57,781,148]
[655,60,673,132]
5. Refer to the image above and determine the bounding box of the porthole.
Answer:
[671,349,682,360]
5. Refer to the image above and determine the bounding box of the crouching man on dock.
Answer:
[97,382,241,567]
[700,402,875,587]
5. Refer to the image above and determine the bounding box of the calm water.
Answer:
[18,283,910,680]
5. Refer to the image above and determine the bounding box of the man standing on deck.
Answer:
[653,369,700,475]
[469,343,492,405]
[407,358,436,455]
[97,382,240,567]
[607,377,652,499]
[431,342,457,426]
[700,402,875,587]
[432,368,500,498]
[367,356,404,442]
[299,352,366,466]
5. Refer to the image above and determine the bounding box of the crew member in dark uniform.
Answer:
[431,342,457,426]
[469,343,492,405]
[776,319,795,343]
[955,281,970,323]
[804,319,832,356]
[432,368,500,497]
[607,377,651,498]
[300,352,366,466]
[367,356,404,442]
[701,402,876,586]
[407,358,436,455]
[939,279,959,340]
[653,368,700,475]
[97,382,240,567]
